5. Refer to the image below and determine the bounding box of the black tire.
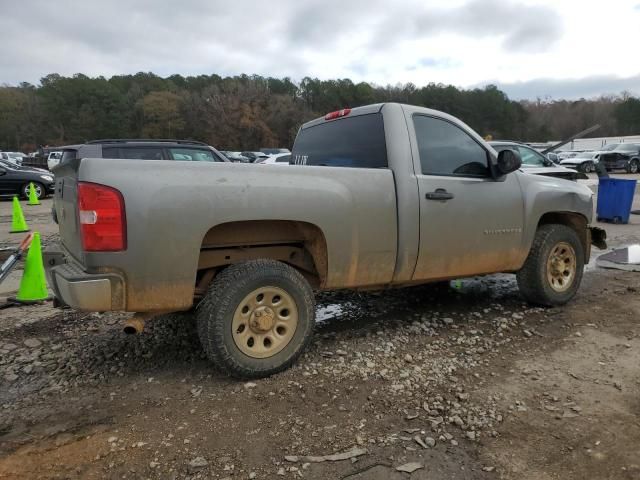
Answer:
[579,162,593,173]
[22,182,45,200]
[196,259,315,379]
[516,224,584,307]
[626,159,639,174]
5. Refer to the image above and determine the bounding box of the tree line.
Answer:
[1,72,639,152]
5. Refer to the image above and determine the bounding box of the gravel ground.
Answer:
[0,177,639,479]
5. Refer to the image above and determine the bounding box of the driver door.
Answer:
[0,167,10,194]
[410,114,525,281]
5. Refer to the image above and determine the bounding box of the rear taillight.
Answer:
[78,182,126,251]
[324,108,351,120]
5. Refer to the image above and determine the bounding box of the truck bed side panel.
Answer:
[76,159,398,311]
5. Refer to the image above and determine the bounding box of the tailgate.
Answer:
[53,155,84,262]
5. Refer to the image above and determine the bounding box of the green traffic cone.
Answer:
[27,182,40,206]
[10,196,30,233]
[15,232,49,303]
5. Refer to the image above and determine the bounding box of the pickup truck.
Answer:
[46,103,606,379]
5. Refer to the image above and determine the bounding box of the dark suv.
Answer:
[598,143,640,173]
[55,139,229,169]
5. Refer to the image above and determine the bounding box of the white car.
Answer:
[490,141,585,181]
[558,144,620,173]
[0,151,26,165]
[559,151,599,173]
[257,153,291,165]
[47,151,63,170]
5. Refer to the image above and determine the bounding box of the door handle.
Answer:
[425,188,454,201]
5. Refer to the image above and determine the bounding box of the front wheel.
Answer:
[196,259,315,379]
[22,182,46,200]
[516,224,584,306]
[626,159,639,174]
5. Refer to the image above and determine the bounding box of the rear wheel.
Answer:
[580,161,594,173]
[516,224,584,306]
[196,259,315,378]
[626,159,639,174]
[22,182,45,200]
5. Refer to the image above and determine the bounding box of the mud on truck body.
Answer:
[45,103,606,378]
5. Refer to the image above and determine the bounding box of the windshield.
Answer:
[0,160,17,170]
[574,152,595,158]
[617,143,638,151]
[601,144,620,151]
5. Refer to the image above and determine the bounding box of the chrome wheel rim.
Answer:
[25,184,42,198]
[232,286,298,358]
[546,242,577,292]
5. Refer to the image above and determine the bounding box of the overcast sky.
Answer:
[2,0,639,100]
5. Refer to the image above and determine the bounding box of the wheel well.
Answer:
[196,220,328,291]
[537,212,588,261]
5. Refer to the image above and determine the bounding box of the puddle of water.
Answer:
[315,303,345,323]
[596,244,640,272]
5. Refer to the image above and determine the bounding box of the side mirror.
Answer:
[0,168,6,176]
[496,149,522,175]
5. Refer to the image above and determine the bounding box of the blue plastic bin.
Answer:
[596,178,637,224]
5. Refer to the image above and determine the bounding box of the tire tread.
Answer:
[516,224,584,307]
[196,260,315,379]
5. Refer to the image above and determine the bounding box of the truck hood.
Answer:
[520,165,586,180]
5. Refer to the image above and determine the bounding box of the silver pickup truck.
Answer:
[47,103,605,378]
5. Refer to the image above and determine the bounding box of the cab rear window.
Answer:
[291,113,388,168]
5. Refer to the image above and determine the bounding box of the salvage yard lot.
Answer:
[1,174,639,480]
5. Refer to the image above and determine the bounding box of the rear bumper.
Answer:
[43,250,125,311]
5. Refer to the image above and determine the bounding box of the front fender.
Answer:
[518,172,594,256]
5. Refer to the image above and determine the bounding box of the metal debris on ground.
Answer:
[284,447,368,463]
[596,245,640,272]
[395,462,424,473]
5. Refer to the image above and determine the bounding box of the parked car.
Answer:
[0,151,26,165]
[221,151,251,163]
[0,160,54,199]
[47,151,63,170]
[241,151,270,163]
[46,103,605,378]
[260,148,291,155]
[598,143,640,173]
[546,152,560,164]
[559,151,600,173]
[53,139,229,171]
[256,153,291,164]
[489,141,586,180]
[556,151,581,160]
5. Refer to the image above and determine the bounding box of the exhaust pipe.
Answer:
[123,313,152,335]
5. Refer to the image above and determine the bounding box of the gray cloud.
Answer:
[0,0,566,86]
[482,74,640,100]
[0,0,631,105]
[370,0,563,53]
[0,0,308,84]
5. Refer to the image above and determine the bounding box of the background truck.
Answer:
[46,103,605,378]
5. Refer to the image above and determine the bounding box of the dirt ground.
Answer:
[1,174,639,480]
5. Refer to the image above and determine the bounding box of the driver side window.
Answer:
[414,115,490,177]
